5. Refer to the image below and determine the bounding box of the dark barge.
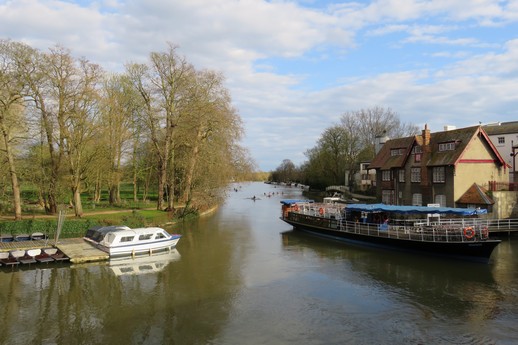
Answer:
[280,200,501,263]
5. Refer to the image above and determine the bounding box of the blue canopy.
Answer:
[280,199,314,205]
[345,203,487,216]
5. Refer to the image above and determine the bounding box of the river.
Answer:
[1,182,517,345]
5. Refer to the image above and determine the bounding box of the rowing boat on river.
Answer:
[280,200,501,263]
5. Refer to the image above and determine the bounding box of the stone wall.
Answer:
[491,191,518,219]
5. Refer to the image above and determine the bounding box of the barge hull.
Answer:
[283,218,501,263]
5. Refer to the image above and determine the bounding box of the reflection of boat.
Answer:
[84,225,181,257]
[109,249,181,276]
[281,230,499,318]
[280,200,501,263]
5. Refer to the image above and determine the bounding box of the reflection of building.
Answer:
[369,125,509,210]
[483,121,518,183]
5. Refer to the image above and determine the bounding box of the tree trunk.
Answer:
[166,149,175,211]
[157,160,166,210]
[46,185,58,215]
[72,185,83,217]
[182,127,203,204]
[0,125,22,220]
[132,145,138,203]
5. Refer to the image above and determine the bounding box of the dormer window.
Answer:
[438,142,456,151]
[390,148,404,156]
[413,145,422,162]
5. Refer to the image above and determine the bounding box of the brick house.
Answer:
[368,125,509,209]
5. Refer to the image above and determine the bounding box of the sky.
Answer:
[1,0,518,171]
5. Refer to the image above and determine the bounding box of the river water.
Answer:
[1,182,517,345]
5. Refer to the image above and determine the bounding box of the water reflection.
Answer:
[0,182,517,345]
[281,230,501,319]
[108,249,181,276]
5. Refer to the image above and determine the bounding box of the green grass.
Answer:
[0,209,176,238]
[0,183,199,237]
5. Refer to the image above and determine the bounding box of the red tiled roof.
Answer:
[457,183,494,205]
[369,125,507,169]
[368,136,416,170]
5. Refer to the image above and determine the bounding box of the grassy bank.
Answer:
[0,209,179,238]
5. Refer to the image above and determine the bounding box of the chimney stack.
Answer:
[422,124,431,147]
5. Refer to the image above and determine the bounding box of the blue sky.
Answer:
[1,0,518,171]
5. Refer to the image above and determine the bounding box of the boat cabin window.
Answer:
[155,232,167,239]
[120,236,134,242]
[139,234,153,241]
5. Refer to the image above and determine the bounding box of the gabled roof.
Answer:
[368,136,415,170]
[426,125,478,167]
[457,183,494,205]
[483,121,518,136]
[369,125,507,169]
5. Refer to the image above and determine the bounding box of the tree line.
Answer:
[271,107,418,190]
[0,40,256,220]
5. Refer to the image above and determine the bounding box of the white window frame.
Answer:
[438,142,455,151]
[435,194,446,207]
[411,168,421,183]
[433,167,445,183]
[382,190,395,204]
[412,193,422,206]
[498,137,505,144]
[398,169,405,182]
[390,148,404,156]
[382,170,391,181]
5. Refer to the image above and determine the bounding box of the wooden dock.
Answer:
[54,238,109,263]
[0,238,109,264]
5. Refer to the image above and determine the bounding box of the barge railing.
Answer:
[285,202,492,243]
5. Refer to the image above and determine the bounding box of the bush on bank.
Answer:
[0,209,176,238]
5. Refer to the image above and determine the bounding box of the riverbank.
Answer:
[0,204,220,265]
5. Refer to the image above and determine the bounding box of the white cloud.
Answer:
[1,0,518,170]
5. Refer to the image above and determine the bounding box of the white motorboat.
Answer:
[84,225,181,257]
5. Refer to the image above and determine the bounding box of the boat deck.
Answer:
[0,238,109,264]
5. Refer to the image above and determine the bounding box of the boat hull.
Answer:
[97,236,181,257]
[282,216,501,263]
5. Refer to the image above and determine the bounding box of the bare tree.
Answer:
[0,39,27,220]
[62,56,103,217]
[149,44,193,211]
[16,45,63,214]
[100,73,136,205]
[343,106,419,157]
[126,44,193,211]
[176,69,249,208]
[18,45,102,216]
[301,106,418,190]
